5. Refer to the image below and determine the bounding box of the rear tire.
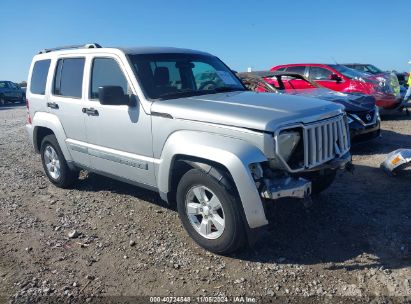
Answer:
[40,135,78,188]
[176,168,246,254]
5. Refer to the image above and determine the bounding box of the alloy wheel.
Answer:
[185,185,225,239]
[43,145,61,180]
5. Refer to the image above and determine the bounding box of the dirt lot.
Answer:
[0,104,410,303]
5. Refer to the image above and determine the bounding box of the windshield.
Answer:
[365,65,383,74]
[8,82,17,89]
[128,53,245,100]
[329,64,367,79]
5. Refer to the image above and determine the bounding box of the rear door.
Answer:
[48,57,89,167]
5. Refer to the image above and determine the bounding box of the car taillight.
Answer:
[26,98,32,124]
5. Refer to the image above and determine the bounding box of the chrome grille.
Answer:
[303,115,350,169]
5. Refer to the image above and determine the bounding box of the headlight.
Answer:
[278,131,301,162]
[347,116,354,124]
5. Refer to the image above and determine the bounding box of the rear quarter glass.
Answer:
[30,59,51,95]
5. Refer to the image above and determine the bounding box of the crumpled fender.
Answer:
[31,112,72,161]
[157,130,269,228]
[381,149,411,176]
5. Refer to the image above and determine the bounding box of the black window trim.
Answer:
[51,56,86,99]
[88,56,130,101]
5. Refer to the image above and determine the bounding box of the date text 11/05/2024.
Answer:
[149,296,257,303]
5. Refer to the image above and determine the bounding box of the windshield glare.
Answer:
[329,64,367,80]
[128,53,245,100]
[365,65,383,74]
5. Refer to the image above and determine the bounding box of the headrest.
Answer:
[154,67,170,86]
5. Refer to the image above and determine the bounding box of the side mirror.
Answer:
[98,86,130,106]
[330,73,343,82]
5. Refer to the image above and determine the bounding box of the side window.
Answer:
[53,58,85,98]
[90,58,129,99]
[30,59,51,95]
[276,67,286,72]
[286,66,306,75]
[309,67,333,80]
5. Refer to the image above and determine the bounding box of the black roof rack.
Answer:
[38,43,102,54]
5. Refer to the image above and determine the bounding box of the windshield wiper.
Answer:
[157,89,210,100]
[212,86,243,93]
[157,87,243,100]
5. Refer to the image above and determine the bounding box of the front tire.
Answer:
[176,168,246,254]
[0,97,5,106]
[40,135,78,188]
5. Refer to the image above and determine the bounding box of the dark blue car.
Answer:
[0,81,25,105]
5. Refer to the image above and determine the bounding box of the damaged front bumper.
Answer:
[381,149,411,176]
[259,152,352,201]
[261,176,312,200]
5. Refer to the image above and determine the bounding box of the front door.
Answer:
[308,66,346,91]
[82,56,155,188]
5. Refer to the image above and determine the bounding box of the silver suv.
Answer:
[26,44,351,254]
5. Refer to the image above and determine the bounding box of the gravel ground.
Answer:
[0,104,410,303]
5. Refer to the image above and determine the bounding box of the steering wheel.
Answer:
[199,81,218,90]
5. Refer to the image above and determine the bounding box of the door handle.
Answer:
[82,107,99,116]
[47,102,59,109]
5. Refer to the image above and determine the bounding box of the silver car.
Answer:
[25,44,351,254]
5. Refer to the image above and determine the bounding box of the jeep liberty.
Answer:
[26,44,351,253]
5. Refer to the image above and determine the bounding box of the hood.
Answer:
[362,72,401,98]
[150,91,344,132]
[284,88,375,112]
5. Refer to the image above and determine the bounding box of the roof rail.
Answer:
[38,43,102,54]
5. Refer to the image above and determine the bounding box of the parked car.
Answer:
[391,71,409,102]
[343,64,407,87]
[342,63,384,75]
[0,80,26,105]
[270,64,402,111]
[26,44,351,254]
[343,63,406,105]
[394,72,409,87]
[237,71,380,143]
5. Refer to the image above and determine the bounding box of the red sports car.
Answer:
[270,63,402,110]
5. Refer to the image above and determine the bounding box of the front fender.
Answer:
[157,130,269,228]
[31,112,72,162]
